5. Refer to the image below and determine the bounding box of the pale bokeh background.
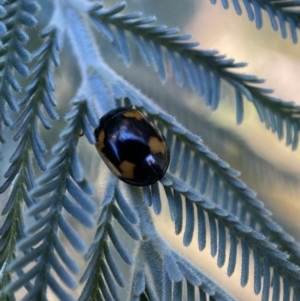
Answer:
[2,0,300,300]
[187,0,300,238]
[63,1,300,300]
[150,2,300,300]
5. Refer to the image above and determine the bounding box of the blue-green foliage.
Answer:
[0,0,300,300]
[211,0,300,43]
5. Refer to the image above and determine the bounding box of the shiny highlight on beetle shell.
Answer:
[94,107,170,186]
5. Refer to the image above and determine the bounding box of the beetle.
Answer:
[94,106,170,186]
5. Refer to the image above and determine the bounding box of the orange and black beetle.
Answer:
[94,107,170,186]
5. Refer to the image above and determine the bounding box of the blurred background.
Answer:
[96,0,300,300]
[1,0,300,300]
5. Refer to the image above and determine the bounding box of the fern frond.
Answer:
[0,0,36,176]
[88,1,300,149]
[82,182,235,301]
[5,98,97,301]
[211,0,300,43]
[0,23,60,193]
[0,1,295,300]
[69,14,300,266]
[129,187,237,301]
[67,14,300,290]
[79,179,136,301]
[154,89,300,195]
[160,174,300,297]
[80,177,236,301]
[0,3,59,299]
[112,81,300,265]
[0,1,39,123]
